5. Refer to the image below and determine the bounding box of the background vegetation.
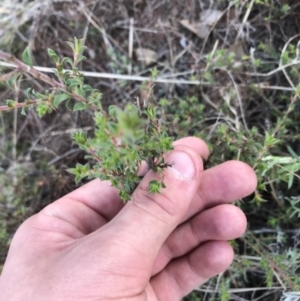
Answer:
[1,0,300,300]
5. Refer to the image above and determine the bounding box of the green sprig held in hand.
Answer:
[44,38,175,201]
[69,100,174,202]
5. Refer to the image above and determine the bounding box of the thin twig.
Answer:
[80,6,112,51]
[195,287,282,293]
[46,126,93,137]
[0,60,296,92]
[12,98,18,186]
[279,35,300,92]
[220,68,248,131]
[243,60,300,77]
[128,18,134,74]
[0,100,38,112]
[242,0,255,24]
[0,69,18,81]
[47,148,80,166]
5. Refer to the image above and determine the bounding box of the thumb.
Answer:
[114,145,204,261]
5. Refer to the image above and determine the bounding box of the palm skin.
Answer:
[0,137,257,301]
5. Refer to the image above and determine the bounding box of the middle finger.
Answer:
[152,204,247,275]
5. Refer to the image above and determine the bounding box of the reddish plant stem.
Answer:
[0,50,65,90]
[0,100,38,112]
[0,50,102,112]
[0,69,18,81]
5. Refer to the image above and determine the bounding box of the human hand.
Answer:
[0,137,257,301]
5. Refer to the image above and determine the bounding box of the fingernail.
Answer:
[166,151,195,180]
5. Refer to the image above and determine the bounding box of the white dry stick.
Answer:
[280,292,300,301]
[225,69,248,131]
[279,34,300,92]
[80,7,112,51]
[128,18,134,74]
[204,39,219,73]
[242,0,255,24]
[0,61,296,91]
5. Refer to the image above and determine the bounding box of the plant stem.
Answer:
[0,50,65,90]
[0,100,38,112]
[0,50,101,112]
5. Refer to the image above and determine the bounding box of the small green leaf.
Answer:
[72,131,87,145]
[33,91,49,100]
[66,41,75,52]
[57,64,63,73]
[36,103,51,118]
[53,93,70,108]
[77,55,86,64]
[75,86,86,97]
[61,57,74,67]
[74,37,80,51]
[21,107,26,116]
[106,121,118,135]
[148,180,161,194]
[6,99,17,108]
[74,37,87,55]
[288,173,294,189]
[24,88,32,98]
[82,84,93,92]
[151,68,158,79]
[22,46,33,67]
[287,145,300,163]
[73,102,87,111]
[68,78,82,87]
[89,92,102,103]
[119,190,131,202]
[67,163,89,184]
[264,131,280,148]
[47,49,59,64]
[65,99,72,110]
[108,105,119,118]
